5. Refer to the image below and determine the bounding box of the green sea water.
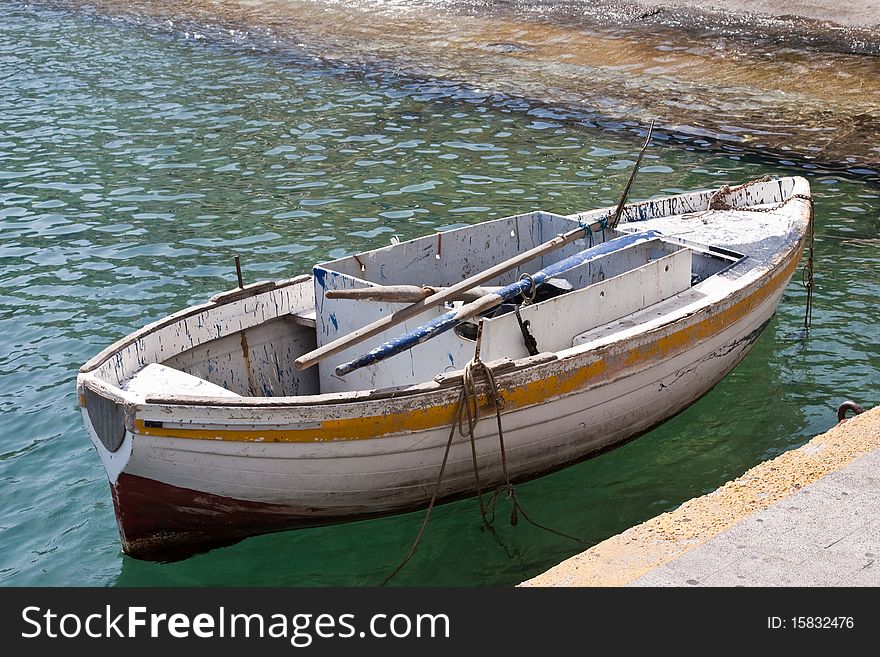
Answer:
[1,2,878,586]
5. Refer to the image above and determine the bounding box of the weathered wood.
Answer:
[482,248,693,362]
[161,316,319,398]
[209,280,277,304]
[79,282,314,397]
[335,230,663,376]
[290,309,317,328]
[325,284,500,303]
[139,358,525,407]
[125,363,241,399]
[294,217,609,371]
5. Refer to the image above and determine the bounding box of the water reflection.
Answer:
[41,0,880,171]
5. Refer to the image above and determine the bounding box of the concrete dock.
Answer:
[522,406,880,587]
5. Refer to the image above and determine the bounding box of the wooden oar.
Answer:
[335,230,662,377]
[293,217,610,371]
[325,284,500,304]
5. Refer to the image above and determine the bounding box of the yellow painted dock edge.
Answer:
[520,405,880,587]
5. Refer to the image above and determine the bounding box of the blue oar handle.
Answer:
[335,230,661,376]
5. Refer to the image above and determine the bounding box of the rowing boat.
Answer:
[77,175,812,560]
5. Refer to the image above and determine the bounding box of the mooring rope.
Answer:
[380,388,468,587]
[382,351,589,585]
[463,359,588,544]
[461,358,493,528]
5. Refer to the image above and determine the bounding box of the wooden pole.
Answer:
[293,217,607,371]
[234,256,244,289]
[325,284,500,304]
[609,120,654,229]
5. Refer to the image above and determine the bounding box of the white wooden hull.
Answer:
[125,287,781,505]
[78,176,811,559]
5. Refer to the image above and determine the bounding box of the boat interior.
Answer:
[89,208,748,403]
[81,178,807,402]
